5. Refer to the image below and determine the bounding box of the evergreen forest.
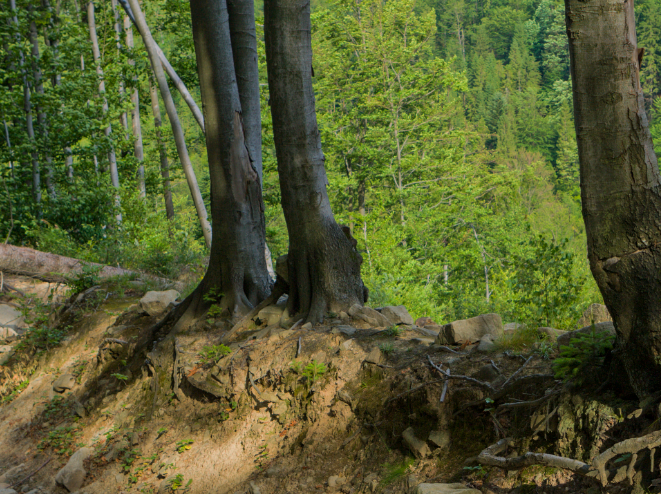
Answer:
[2,0,661,328]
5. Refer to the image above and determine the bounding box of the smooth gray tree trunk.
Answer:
[149,77,175,220]
[124,16,145,197]
[111,0,129,134]
[264,0,367,323]
[88,1,122,223]
[127,0,211,247]
[566,0,661,397]
[186,0,271,320]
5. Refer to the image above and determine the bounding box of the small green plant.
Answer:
[167,473,192,492]
[302,360,327,383]
[289,359,304,374]
[380,457,415,486]
[379,342,395,355]
[463,465,487,478]
[111,373,129,386]
[1,380,29,404]
[67,263,102,294]
[156,427,168,439]
[553,324,615,383]
[383,326,402,337]
[38,424,82,456]
[207,304,224,319]
[175,439,194,454]
[535,340,554,360]
[198,344,232,364]
[202,287,223,303]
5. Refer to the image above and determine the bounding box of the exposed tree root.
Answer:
[477,429,661,486]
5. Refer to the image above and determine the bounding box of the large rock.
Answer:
[139,290,179,316]
[402,427,431,459]
[54,447,92,492]
[0,305,23,333]
[476,334,497,352]
[380,306,414,325]
[436,313,503,345]
[557,321,616,348]
[577,303,611,328]
[415,484,481,494]
[348,304,392,328]
[257,305,284,326]
[0,327,17,342]
[53,374,76,393]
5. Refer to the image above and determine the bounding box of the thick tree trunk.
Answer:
[186,0,271,320]
[264,0,366,323]
[148,77,174,220]
[111,0,129,134]
[566,0,661,397]
[88,1,122,223]
[124,16,145,197]
[127,0,212,248]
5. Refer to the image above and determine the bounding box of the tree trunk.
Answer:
[88,1,122,223]
[187,0,271,320]
[149,77,174,220]
[29,13,55,199]
[127,0,211,247]
[566,0,661,397]
[264,0,367,323]
[124,16,145,197]
[10,0,40,204]
[111,0,129,134]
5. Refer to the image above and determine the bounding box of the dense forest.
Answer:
[1,0,660,328]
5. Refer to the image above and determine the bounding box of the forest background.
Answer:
[2,0,660,329]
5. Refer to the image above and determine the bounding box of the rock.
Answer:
[249,482,261,494]
[411,337,435,346]
[577,303,611,328]
[331,326,356,337]
[0,345,13,353]
[474,364,500,382]
[0,464,25,485]
[348,304,392,327]
[364,347,383,365]
[328,476,346,489]
[436,313,503,345]
[0,305,24,333]
[139,290,180,316]
[256,305,284,326]
[477,334,497,352]
[301,322,313,330]
[423,323,442,333]
[537,327,564,339]
[428,430,451,450]
[0,328,18,342]
[415,317,434,327]
[0,348,14,366]
[381,306,414,326]
[503,322,523,333]
[402,427,431,459]
[415,484,481,494]
[557,321,616,348]
[53,374,76,393]
[0,488,18,494]
[54,447,92,492]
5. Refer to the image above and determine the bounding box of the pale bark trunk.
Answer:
[111,0,129,134]
[128,0,211,247]
[265,0,366,323]
[11,0,40,204]
[124,16,145,197]
[188,0,271,318]
[148,77,174,220]
[88,1,122,223]
[117,0,206,134]
[566,0,661,397]
[29,15,55,199]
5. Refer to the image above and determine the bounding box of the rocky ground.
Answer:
[0,275,653,494]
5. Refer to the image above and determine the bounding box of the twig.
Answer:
[290,318,304,331]
[440,369,449,403]
[502,355,533,388]
[296,336,302,357]
[11,458,51,488]
[437,345,460,354]
[427,355,495,392]
[248,371,262,399]
[490,360,502,375]
[497,390,560,412]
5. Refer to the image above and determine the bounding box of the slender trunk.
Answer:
[29,14,55,199]
[11,0,40,204]
[111,0,129,134]
[265,0,367,323]
[128,0,211,247]
[148,77,174,219]
[358,179,371,269]
[187,0,270,318]
[88,1,122,223]
[3,118,13,175]
[565,0,661,397]
[124,16,145,197]
[117,0,206,134]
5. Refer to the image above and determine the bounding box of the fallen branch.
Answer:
[11,458,52,489]
[427,355,496,392]
[497,389,560,412]
[502,355,533,388]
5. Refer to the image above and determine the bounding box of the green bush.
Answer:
[553,325,615,383]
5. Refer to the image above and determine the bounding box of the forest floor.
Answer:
[0,274,654,494]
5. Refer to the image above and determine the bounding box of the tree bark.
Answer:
[566,0,661,397]
[149,76,174,220]
[264,0,367,323]
[127,0,212,248]
[111,0,129,134]
[187,0,271,319]
[88,1,122,223]
[124,16,145,197]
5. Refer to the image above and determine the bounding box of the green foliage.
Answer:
[167,473,193,492]
[380,457,415,486]
[38,425,82,456]
[198,344,232,364]
[111,373,129,386]
[383,326,403,337]
[553,325,615,383]
[175,439,194,454]
[379,342,395,355]
[302,360,328,383]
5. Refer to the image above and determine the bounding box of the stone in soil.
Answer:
[380,305,414,325]
[52,374,76,393]
[415,484,481,494]
[54,447,92,492]
[139,290,180,316]
[556,321,615,347]
[402,427,431,458]
[436,313,503,345]
[348,304,392,327]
